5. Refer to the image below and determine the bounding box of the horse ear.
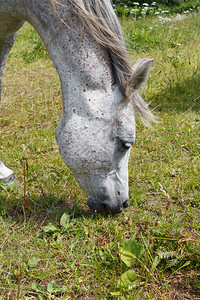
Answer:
[127,58,154,92]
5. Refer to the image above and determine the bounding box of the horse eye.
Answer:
[118,138,134,150]
[123,142,133,149]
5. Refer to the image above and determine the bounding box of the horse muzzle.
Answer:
[86,196,129,214]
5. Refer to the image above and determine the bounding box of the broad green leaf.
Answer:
[117,270,137,289]
[47,280,68,294]
[28,257,40,267]
[54,286,68,293]
[121,238,143,258]
[43,223,58,233]
[31,283,48,295]
[119,248,136,267]
[60,213,70,229]
[47,280,56,293]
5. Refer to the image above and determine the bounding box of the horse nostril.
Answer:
[123,200,129,209]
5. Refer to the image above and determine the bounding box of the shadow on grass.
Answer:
[0,192,95,225]
[0,191,118,225]
[153,75,200,113]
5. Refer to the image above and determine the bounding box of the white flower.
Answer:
[154,11,160,15]
[151,1,156,5]
[133,2,139,5]
[130,8,139,13]
[143,3,149,6]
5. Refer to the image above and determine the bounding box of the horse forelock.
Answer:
[49,0,155,126]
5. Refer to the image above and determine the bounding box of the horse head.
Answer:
[56,59,153,214]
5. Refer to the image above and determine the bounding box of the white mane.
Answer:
[49,0,156,125]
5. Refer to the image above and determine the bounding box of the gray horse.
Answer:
[0,0,155,214]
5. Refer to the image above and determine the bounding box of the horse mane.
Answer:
[49,0,155,126]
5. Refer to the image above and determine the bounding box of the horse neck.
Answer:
[23,1,116,118]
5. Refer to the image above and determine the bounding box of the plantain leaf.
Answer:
[60,213,70,229]
[121,238,143,258]
[43,223,58,233]
[28,257,40,267]
[31,283,48,295]
[47,280,56,293]
[47,280,68,294]
[117,270,137,289]
[119,248,136,267]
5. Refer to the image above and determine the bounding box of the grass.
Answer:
[0,10,200,300]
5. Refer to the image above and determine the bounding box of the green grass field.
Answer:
[0,10,200,300]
